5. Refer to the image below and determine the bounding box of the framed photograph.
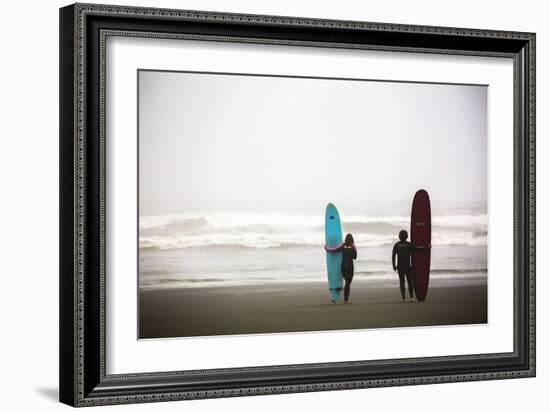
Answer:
[59,3,535,407]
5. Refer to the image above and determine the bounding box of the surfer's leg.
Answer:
[398,269,406,299]
[343,273,352,302]
[405,269,414,299]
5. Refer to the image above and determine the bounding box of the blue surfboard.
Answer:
[325,203,343,302]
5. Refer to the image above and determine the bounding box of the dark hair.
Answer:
[344,233,354,245]
[399,230,408,241]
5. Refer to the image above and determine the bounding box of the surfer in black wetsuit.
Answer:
[325,234,357,304]
[392,230,430,302]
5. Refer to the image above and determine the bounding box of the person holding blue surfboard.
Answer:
[325,233,357,304]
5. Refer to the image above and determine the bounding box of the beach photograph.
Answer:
[138,70,487,339]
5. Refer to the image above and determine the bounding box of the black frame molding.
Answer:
[60,3,535,407]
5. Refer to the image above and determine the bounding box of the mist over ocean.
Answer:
[139,203,487,290]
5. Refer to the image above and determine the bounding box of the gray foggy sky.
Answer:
[139,70,487,215]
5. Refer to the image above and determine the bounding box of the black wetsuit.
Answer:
[341,244,357,302]
[392,240,423,299]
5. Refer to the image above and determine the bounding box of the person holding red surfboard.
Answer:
[392,230,431,302]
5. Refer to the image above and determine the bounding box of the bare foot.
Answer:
[345,301,352,304]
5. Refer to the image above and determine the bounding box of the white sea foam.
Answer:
[139,211,488,250]
[140,270,488,290]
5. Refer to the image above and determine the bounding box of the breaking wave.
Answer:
[139,211,487,250]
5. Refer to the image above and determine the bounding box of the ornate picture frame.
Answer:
[59,3,535,406]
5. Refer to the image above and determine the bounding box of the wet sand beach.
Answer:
[139,276,487,339]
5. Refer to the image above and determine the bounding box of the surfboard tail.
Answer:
[329,289,342,303]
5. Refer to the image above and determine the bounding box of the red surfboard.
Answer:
[410,189,431,302]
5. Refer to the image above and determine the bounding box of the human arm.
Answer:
[324,243,344,252]
[392,243,397,271]
[352,244,357,260]
[412,243,432,252]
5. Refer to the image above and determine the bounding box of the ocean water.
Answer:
[139,206,488,289]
